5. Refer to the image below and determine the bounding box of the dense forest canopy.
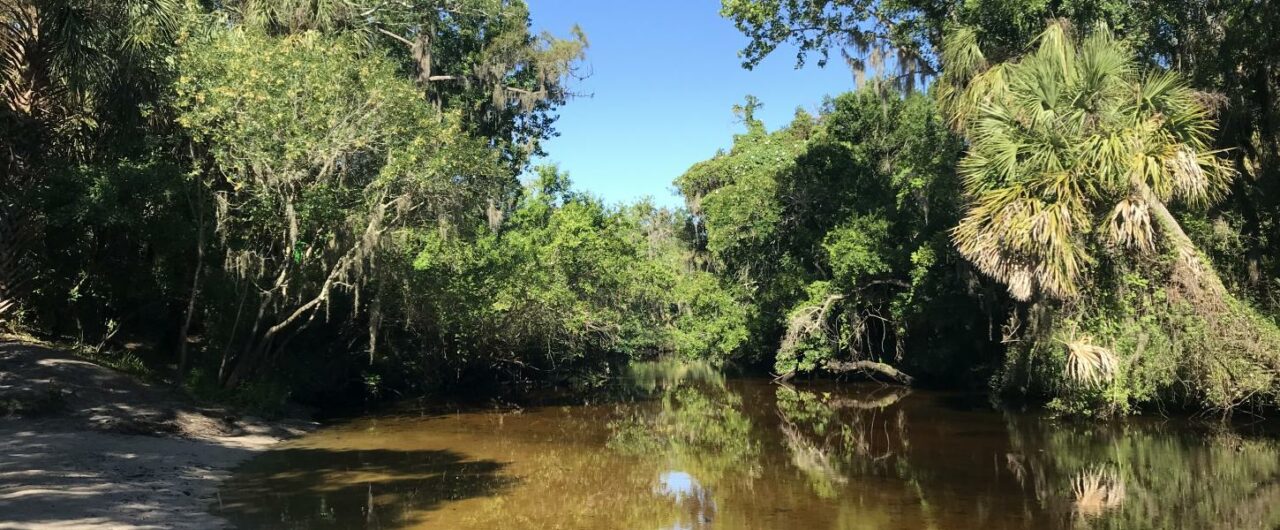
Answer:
[2,0,1279,416]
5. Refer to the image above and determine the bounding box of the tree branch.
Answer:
[823,360,915,385]
[376,27,414,48]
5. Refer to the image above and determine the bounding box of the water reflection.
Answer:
[774,384,914,500]
[655,471,715,529]
[217,447,512,528]
[1070,467,1125,519]
[999,417,1280,529]
[217,364,1280,529]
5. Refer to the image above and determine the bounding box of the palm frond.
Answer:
[1105,197,1154,251]
[1063,335,1117,385]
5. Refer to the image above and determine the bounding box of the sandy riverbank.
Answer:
[0,341,314,529]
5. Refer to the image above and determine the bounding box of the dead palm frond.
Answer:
[1105,197,1154,251]
[1063,335,1117,385]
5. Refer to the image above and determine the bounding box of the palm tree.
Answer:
[1,0,178,155]
[942,22,1280,409]
[0,0,178,321]
[940,21,1233,302]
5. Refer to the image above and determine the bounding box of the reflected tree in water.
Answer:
[774,385,915,497]
[219,374,1280,530]
[772,384,943,530]
[607,372,761,529]
[215,447,513,529]
[608,384,762,485]
[1002,417,1280,529]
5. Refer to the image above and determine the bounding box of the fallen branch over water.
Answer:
[823,360,915,385]
[774,360,915,386]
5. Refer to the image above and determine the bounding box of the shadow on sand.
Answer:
[0,424,259,529]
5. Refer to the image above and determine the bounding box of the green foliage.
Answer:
[2,0,607,403]
[404,169,634,374]
[173,18,510,387]
[823,216,892,288]
[6,0,1280,420]
[1,0,182,163]
[949,22,1280,415]
[28,156,197,340]
[678,89,996,381]
[1004,250,1280,416]
[946,22,1232,301]
[388,167,748,389]
[719,0,939,92]
[667,271,750,362]
[720,0,1166,90]
[226,0,588,172]
[772,282,839,376]
[724,0,1280,318]
[2,0,191,341]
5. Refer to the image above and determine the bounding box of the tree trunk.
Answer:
[223,340,268,390]
[1140,184,1229,300]
[177,181,207,383]
[217,286,249,384]
[0,204,32,323]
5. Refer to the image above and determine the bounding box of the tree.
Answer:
[227,0,588,172]
[719,0,1171,92]
[174,23,506,387]
[719,0,941,91]
[945,21,1280,413]
[0,0,182,325]
[386,167,750,390]
[722,0,1280,311]
[1156,1,1280,308]
[945,22,1233,301]
[677,90,996,384]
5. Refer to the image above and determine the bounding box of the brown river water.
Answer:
[214,363,1280,529]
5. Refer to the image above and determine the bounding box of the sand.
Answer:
[0,341,314,529]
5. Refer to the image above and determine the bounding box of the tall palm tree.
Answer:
[941,21,1234,302]
[942,22,1280,410]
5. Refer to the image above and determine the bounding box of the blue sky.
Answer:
[526,0,856,207]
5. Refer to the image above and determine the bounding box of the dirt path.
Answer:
[0,341,314,529]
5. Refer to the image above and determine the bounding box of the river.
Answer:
[214,362,1280,529]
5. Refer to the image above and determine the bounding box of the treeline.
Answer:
[0,0,746,405]
[675,92,992,386]
[4,0,1280,416]
[705,0,1280,415]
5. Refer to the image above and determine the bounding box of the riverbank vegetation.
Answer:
[3,0,1280,416]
